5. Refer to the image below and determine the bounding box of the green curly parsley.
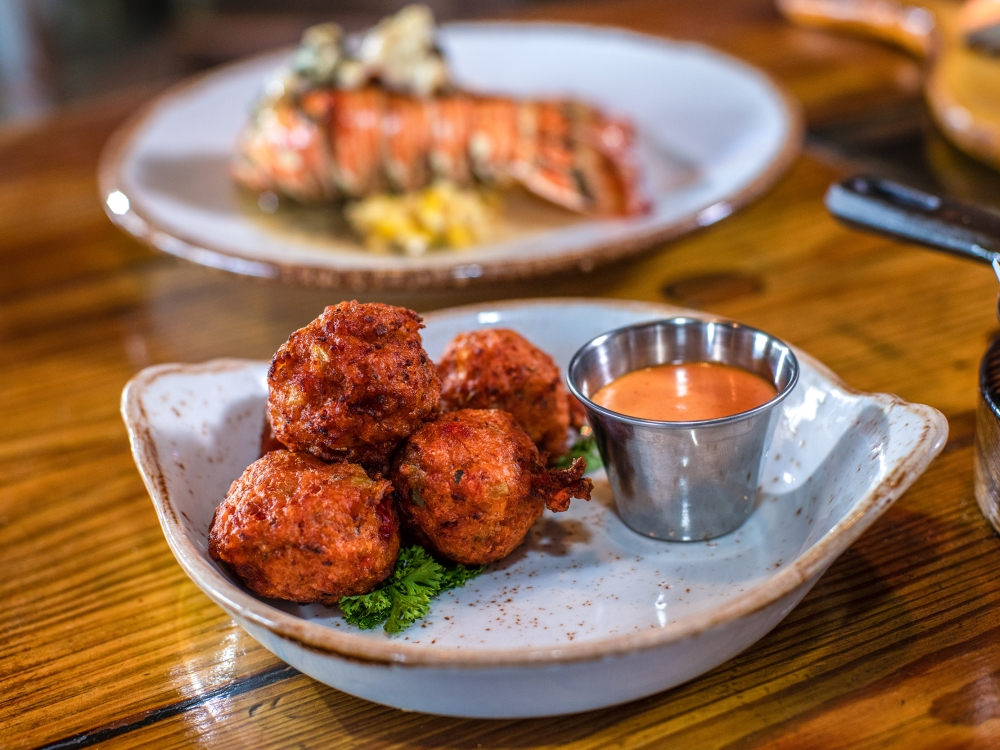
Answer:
[339,546,485,634]
[554,427,602,471]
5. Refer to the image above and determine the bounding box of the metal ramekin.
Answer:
[567,317,799,541]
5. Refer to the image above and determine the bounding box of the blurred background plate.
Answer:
[98,22,802,290]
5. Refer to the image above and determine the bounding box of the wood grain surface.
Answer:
[779,0,1000,173]
[3,0,1000,747]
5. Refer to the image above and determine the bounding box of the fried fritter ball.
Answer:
[437,328,571,459]
[267,301,440,468]
[209,451,399,604]
[391,409,592,565]
[260,412,287,455]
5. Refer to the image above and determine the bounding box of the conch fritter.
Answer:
[209,450,399,604]
[267,301,440,467]
[437,328,570,458]
[391,409,592,565]
[260,414,287,455]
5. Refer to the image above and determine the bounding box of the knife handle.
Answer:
[825,174,1000,266]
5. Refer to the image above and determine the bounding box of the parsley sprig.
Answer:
[339,546,484,634]
[554,427,602,471]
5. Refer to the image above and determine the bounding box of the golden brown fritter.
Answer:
[391,409,592,565]
[268,301,440,468]
[260,412,287,455]
[209,451,399,604]
[437,328,571,459]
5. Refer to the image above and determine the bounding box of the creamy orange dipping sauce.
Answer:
[592,362,777,422]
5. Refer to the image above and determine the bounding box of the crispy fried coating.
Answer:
[437,328,571,458]
[391,409,592,565]
[268,301,440,468]
[209,451,399,604]
[260,412,287,455]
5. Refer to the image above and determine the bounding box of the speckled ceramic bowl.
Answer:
[121,299,947,718]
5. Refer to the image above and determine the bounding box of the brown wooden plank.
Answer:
[3,149,997,747]
[84,447,1000,749]
[2,0,998,746]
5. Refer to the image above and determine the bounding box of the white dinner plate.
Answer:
[99,23,801,290]
[121,299,947,717]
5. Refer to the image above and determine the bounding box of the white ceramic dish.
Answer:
[99,23,801,290]
[121,299,947,717]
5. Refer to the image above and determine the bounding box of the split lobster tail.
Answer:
[234,87,649,218]
[233,100,337,204]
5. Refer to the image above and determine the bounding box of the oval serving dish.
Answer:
[121,299,947,718]
[99,23,801,290]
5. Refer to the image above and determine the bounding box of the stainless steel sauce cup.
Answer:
[567,317,799,541]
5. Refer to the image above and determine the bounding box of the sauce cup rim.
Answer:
[566,316,800,429]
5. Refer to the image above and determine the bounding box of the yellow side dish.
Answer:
[345,183,498,256]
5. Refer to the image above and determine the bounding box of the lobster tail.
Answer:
[235,87,648,217]
[383,94,433,192]
[572,104,649,217]
[468,98,519,185]
[233,100,337,203]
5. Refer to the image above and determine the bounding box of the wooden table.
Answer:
[5,0,1000,747]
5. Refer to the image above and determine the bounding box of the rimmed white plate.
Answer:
[99,24,802,290]
[121,299,947,717]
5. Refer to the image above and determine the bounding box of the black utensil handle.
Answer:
[825,174,1000,265]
